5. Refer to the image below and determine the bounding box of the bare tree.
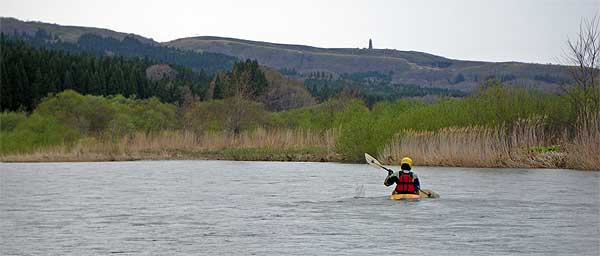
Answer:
[227,69,255,134]
[564,15,600,115]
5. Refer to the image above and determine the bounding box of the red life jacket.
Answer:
[395,172,416,194]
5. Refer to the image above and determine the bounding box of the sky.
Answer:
[1,0,598,64]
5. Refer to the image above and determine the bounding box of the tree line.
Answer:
[1,37,281,112]
[305,77,466,106]
[207,59,268,100]
[0,36,212,111]
[11,29,237,73]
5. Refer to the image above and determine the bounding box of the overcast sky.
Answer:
[1,0,598,64]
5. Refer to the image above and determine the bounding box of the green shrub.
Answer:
[34,90,179,137]
[0,113,79,154]
[325,83,573,160]
[268,99,350,129]
[0,111,27,132]
[123,97,179,133]
[184,97,266,134]
[35,90,115,135]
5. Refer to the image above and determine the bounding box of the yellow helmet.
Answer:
[400,157,413,170]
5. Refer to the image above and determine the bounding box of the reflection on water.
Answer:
[1,161,599,255]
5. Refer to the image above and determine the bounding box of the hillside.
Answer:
[0,31,314,112]
[0,38,212,111]
[165,36,572,92]
[1,17,574,95]
[1,17,157,45]
[1,17,237,73]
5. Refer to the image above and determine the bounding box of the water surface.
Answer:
[1,161,598,255]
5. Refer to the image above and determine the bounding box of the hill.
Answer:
[1,17,574,96]
[165,36,572,93]
[0,34,314,112]
[1,17,237,73]
[0,17,156,45]
[0,38,211,111]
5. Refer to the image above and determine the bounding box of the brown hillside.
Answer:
[0,17,157,45]
[165,36,572,92]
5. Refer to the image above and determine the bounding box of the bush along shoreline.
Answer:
[1,82,599,170]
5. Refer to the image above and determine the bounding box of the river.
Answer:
[1,160,598,255]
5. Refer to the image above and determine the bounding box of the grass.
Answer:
[175,147,339,162]
[529,145,561,153]
[379,116,599,170]
[0,128,340,162]
[379,119,561,168]
[1,87,597,170]
[2,118,597,170]
[2,115,597,170]
[565,112,600,170]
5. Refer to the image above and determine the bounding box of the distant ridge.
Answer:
[1,17,572,93]
[166,36,571,92]
[174,35,448,61]
[0,17,237,73]
[0,17,157,45]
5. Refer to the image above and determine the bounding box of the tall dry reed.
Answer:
[0,128,338,162]
[566,112,600,170]
[379,119,566,168]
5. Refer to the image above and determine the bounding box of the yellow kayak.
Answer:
[389,194,421,200]
[389,189,439,200]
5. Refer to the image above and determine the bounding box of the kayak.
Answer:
[389,189,439,200]
[389,194,421,200]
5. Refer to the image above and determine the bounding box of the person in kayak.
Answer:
[384,157,420,194]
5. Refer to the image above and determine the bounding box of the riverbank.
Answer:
[380,118,600,171]
[1,142,595,171]
[3,86,599,170]
[2,120,598,170]
[0,128,341,163]
[0,147,342,163]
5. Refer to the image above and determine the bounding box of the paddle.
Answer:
[364,153,393,173]
[364,153,432,197]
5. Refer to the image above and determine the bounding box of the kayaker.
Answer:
[384,157,420,194]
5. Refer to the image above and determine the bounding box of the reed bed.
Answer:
[0,128,339,162]
[379,119,570,169]
[3,116,598,170]
[565,113,600,170]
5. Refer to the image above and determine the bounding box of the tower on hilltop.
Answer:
[368,39,373,50]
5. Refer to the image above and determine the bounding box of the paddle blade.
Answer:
[364,153,382,167]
